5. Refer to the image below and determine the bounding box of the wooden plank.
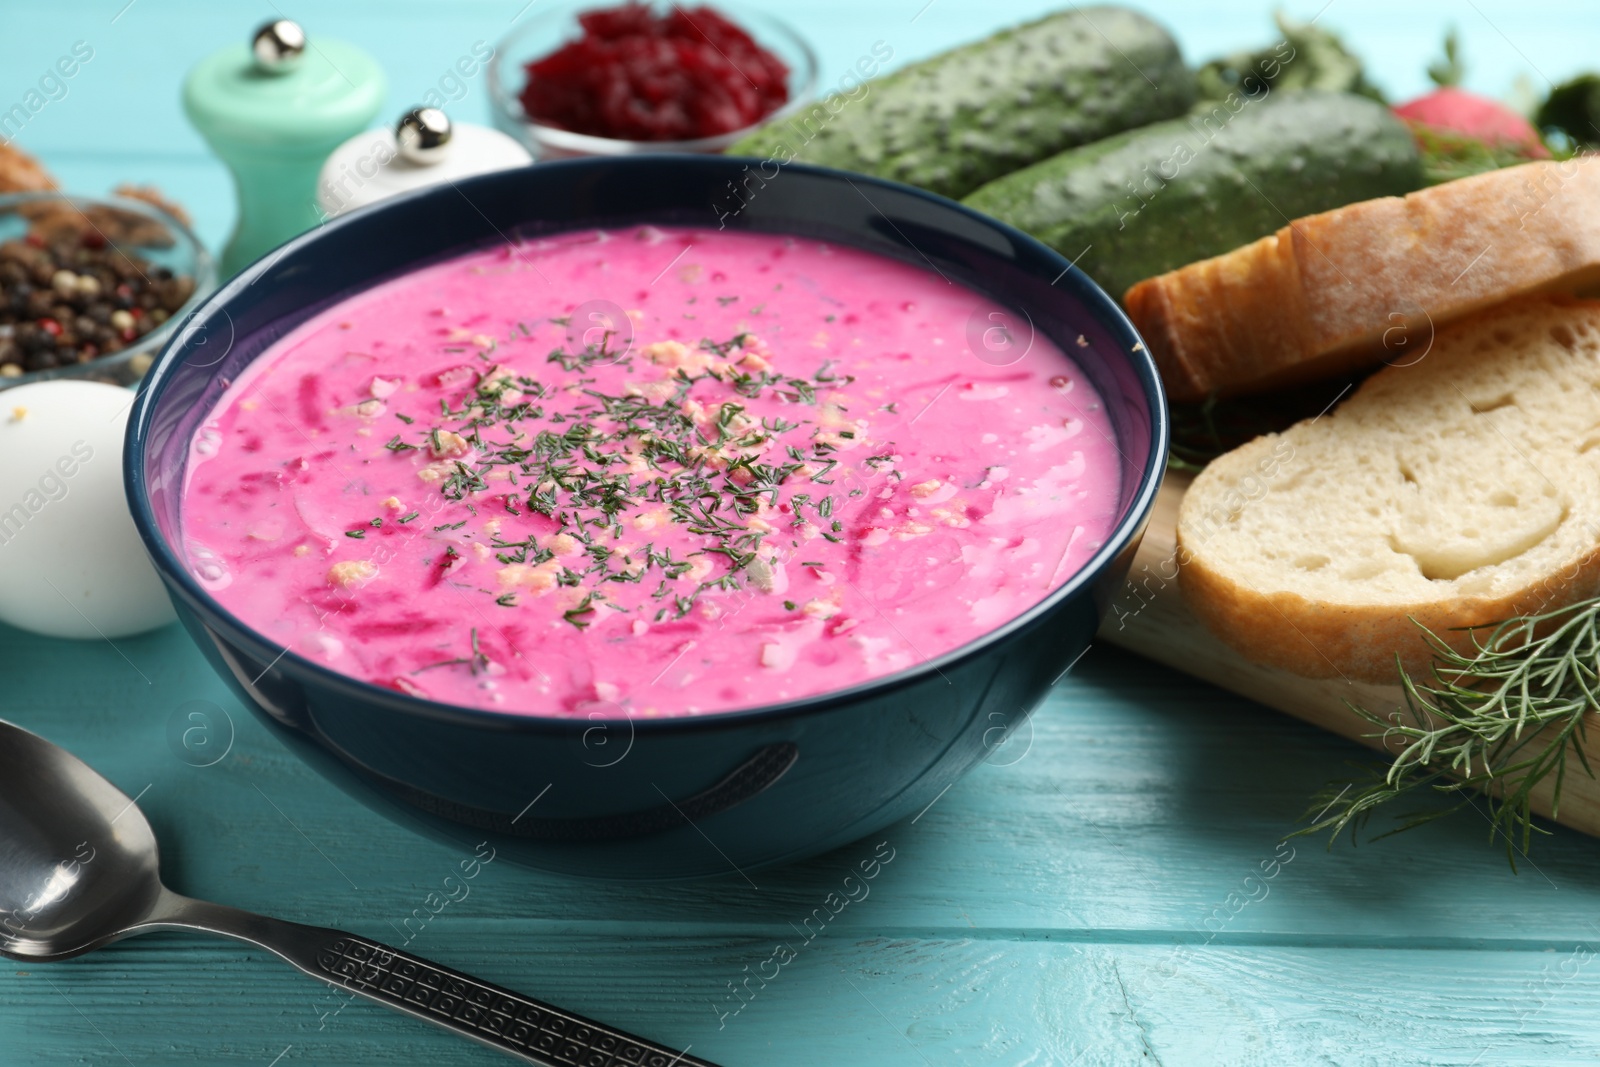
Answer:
[7,503,1600,1062]
[9,934,1600,1066]
[1102,472,1600,838]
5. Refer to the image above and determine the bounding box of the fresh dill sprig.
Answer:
[1299,598,1600,868]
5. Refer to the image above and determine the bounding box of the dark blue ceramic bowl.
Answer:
[125,157,1167,880]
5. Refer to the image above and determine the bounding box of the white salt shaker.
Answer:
[317,107,532,219]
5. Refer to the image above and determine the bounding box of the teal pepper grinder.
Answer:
[184,20,386,277]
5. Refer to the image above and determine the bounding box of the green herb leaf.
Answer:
[1299,599,1600,868]
[564,594,597,629]
[412,627,489,675]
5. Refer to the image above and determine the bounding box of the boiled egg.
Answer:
[0,380,175,638]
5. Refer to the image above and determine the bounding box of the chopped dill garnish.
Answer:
[412,628,489,675]
[564,594,597,629]
[369,327,898,618]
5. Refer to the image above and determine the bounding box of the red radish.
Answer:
[1394,86,1549,157]
[1394,30,1548,158]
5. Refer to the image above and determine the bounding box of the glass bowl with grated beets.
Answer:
[0,192,215,391]
[488,1,817,159]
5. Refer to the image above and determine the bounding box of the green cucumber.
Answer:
[727,7,1197,201]
[962,90,1426,301]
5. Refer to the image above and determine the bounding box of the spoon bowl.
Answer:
[0,721,162,960]
[0,718,719,1065]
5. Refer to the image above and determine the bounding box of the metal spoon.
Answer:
[0,719,716,1066]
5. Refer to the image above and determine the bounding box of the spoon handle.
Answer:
[299,929,719,1067]
[150,893,718,1067]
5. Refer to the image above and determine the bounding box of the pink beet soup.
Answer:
[180,227,1122,717]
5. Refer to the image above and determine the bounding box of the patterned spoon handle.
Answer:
[303,931,718,1067]
[150,893,719,1067]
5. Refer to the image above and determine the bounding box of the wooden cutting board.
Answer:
[1099,470,1600,839]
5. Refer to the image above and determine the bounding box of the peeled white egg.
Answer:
[0,380,176,639]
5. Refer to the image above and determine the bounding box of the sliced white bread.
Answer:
[1177,296,1600,682]
[1126,157,1600,403]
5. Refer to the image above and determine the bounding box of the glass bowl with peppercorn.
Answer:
[0,191,214,389]
[488,1,817,160]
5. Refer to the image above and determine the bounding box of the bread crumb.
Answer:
[642,340,713,374]
[631,508,668,531]
[802,598,839,620]
[547,533,581,557]
[497,562,559,594]
[429,430,471,458]
[746,557,779,592]
[327,560,377,588]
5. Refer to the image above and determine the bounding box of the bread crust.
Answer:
[1127,158,1600,403]
[1178,534,1600,682]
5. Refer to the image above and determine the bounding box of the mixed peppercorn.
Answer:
[0,230,196,376]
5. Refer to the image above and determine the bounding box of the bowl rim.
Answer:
[126,155,1169,735]
[0,190,217,389]
[486,0,821,155]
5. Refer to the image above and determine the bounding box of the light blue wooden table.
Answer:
[6,3,1600,1064]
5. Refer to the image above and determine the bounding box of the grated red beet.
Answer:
[519,3,790,142]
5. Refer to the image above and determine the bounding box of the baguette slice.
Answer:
[1177,296,1600,682]
[1127,158,1600,403]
